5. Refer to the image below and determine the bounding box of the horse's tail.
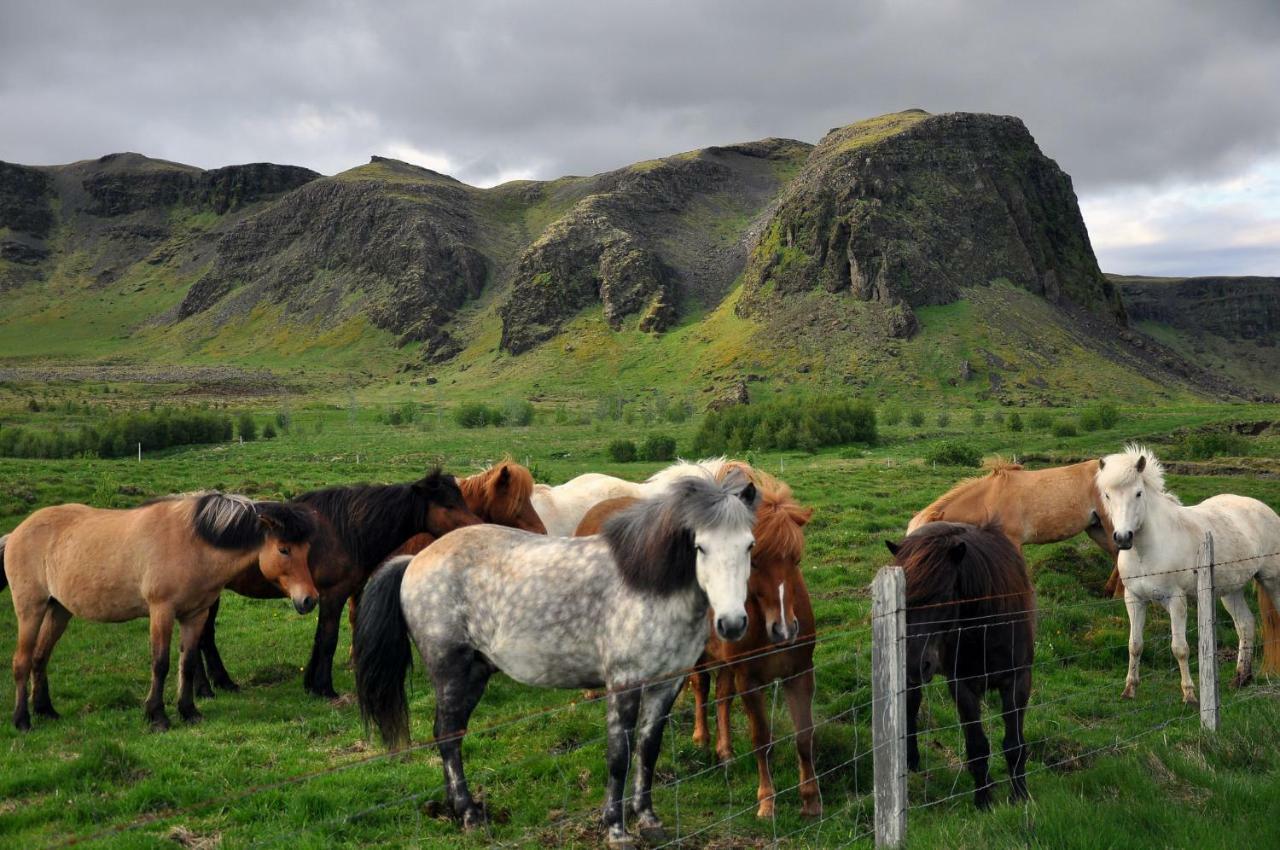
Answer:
[1259,580,1280,675]
[354,556,413,750]
[0,535,8,592]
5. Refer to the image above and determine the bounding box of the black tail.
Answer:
[1,535,8,592]
[354,556,413,749]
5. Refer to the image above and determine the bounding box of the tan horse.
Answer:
[576,467,822,818]
[2,493,317,731]
[909,459,1122,593]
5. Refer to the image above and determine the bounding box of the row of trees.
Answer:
[0,408,242,459]
[691,397,878,455]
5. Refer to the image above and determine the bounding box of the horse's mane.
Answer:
[460,458,534,520]
[190,492,314,550]
[1097,443,1177,503]
[644,457,720,488]
[982,455,1023,473]
[894,521,1032,619]
[604,473,758,596]
[914,458,1021,523]
[749,471,811,566]
[295,469,464,567]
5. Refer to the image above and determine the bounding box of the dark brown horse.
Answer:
[195,469,481,698]
[887,520,1035,809]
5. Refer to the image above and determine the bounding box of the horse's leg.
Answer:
[631,681,683,844]
[430,646,493,829]
[737,676,776,819]
[1122,589,1146,699]
[1219,589,1256,689]
[785,667,822,816]
[11,598,49,731]
[198,597,238,694]
[713,666,736,764]
[906,683,923,772]
[602,686,643,848]
[950,679,993,809]
[175,609,211,724]
[303,592,346,698]
[346,591,360,666]
[31,600,72,719]
[1167,593,1196,704]
[690,671,711,747]
[145,605,176,730]
[999,672,1031,802]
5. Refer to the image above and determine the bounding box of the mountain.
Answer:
[0,113,1271,403]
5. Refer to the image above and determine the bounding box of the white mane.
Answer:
[1097,443,1178,503]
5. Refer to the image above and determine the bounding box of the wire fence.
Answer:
[42,538,1280,849]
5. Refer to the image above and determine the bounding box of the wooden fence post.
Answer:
[1196,531,1219,732]
[872,565,907,848]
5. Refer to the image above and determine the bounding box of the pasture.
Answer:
[2,390,1280,849]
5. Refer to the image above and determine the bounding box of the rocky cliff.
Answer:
[1113,275,1280,341]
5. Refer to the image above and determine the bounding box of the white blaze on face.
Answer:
[693,525,753,625]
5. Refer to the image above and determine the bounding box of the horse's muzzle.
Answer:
[716,613,748,642]
[1113,531,1134,550]
[293,595,318,615]
[769,617,801,644]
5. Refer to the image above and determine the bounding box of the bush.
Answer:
[971,410,987,428]
[1008,411,1023,432]
[991,410,1005,426]
[274,411,291,431]
[607,439,638,462]
[1079,402,1120,432]
[640,434,677,462]
[0,407,235,459]
[1028,410,1055,430]
[262,422,277,439]
[238,413,258,442]
[906,410,925,428]
[1052,421,1078,438]
[924,440,983,468]
[691,395,877,455]
[502,399,535,427]
[1174,432,1249,460]
[882,405,903,427]
[454,403,504,428]
[936,412,950,428]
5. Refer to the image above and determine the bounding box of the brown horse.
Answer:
[2,493,317,731]
[909,459,1122,594]
[575,468,822,818]
[195,469,481,699]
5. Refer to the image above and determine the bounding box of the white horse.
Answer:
[531,458,735,536]
[1096,444,1280,703]
[354,474,759,848]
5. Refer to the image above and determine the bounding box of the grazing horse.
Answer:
[195,469,480,699]
[887,520,1034,809]
[355,475,759,848]
[909,459,1122,594]
[1096,445,1280,702]
[574,471,822,818]
[532,458,729,536]
[2,493,316,731]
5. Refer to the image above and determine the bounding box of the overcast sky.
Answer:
[2,0,1278,276]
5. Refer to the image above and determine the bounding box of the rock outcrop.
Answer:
[1114,275,1280,341]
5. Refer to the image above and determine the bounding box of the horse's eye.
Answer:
[278,546,290,556]
[747,542,755,551]
[1136,492,1142,498]
[695,544,705,555]
[1104,493,1109,500]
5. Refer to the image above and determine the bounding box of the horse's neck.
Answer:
[1014,466,1097,542]
[1131,494,1196,565]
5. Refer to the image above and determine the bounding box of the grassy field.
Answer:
[1,394,1280,848]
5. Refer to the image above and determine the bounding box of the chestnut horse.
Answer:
[575,468,822,818]
[195,469,480,699]
[909,459,1121,593]
[2,493,317,730]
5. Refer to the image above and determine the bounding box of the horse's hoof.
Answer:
[606,837,638,850]
[691,730,709,748]
[638,824,668,844]
[1232,672,1253,689]
[149,714,172,732]
[34,705,60,720]
[195,685,215,699]
[715,748,733,765]
[461,805,486,831]
[180,708,204,724]
[801,799,823,818]
[755,801,775,819]
[1182,691,1199,706]
[306,686,339,700]
[216,680,241,694]
[13,715,31,732]
[1120,685,1136,700]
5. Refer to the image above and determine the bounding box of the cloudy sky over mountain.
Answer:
[2,0,1277,275]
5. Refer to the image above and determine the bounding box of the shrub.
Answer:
[607,439,638,462]
[936,412,950,428]
[1008,411,1023,432]
[1079,402,1120,432]
[971,410,987,428]
[502,399,535,427]
[455,403,503,428]
[238,413,258,442]
[274,411,290,431]
[691,395,876,455]
[906,410,925,428]
[1028,410,1055,430]
[924,440,983,468]
[262,422,277,439]
[1052,421,1078,438]
[0,407,235,459]
[640,434,677,462]
[991,410,1005,426]
[1174,432,1249,460]
[882,405,903,427]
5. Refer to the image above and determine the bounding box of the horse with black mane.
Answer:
[196,469,481,698]
[886,520,1034,808]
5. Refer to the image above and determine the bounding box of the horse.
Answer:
[574,471,821,819]
[2,493,317,731]
[1096,445,1280,702]
[887,520,1034,809]
[908,458,1122,595]
[194,469,481,699]
[532,458,732,536]
[355,475,759,848]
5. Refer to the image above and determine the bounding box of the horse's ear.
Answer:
[949,540,967,563]
[1097,457,1106,470]
[495,465,511,488]
[1135,455,1146,473]
[884,540,900,556]
[792,506,814,527]
[257,512,281,533]
[738,482,758,507]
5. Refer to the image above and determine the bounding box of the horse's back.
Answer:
[1191,494,1280,562]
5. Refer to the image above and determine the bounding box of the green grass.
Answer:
[1,395,1279,847]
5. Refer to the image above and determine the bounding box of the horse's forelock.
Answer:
[256,501,316,544]
[895,521,1031,617]
[1098,444,1168,496]
[749,471,809,567]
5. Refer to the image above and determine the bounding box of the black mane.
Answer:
[295,468,465,568]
